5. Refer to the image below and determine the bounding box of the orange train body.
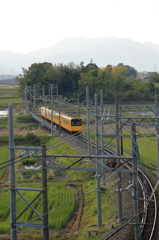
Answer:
[40,107,82,133]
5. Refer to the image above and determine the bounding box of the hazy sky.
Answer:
[1,0,159,54]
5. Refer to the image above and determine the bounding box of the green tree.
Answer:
[117,63,137,78]
[82,63,99,73]
[148,72,159,83]
[55,62,81,97]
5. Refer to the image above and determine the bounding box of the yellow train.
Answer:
[41,107,82,133]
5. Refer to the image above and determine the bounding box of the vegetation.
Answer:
[0,182,75,234]
[16,115,35,123]
[1,73,159,239]
[0,98,22,106]
[0,146,9,180]
[0,117,8,130]
[16,61,157,103]
[0,85,21,108]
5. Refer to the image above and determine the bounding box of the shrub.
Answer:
[25,133,41,146]
[16,115,34,123]
[22,157,36,165]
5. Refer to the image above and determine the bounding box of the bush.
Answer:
[16,115,34,123]
[25,133,41,146]
[0,117,8,129]
[22,158,36,165]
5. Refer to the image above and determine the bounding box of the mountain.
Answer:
[0,50,38,75]
[0,36,159,75]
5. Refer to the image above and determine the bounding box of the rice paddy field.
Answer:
[0,85,22,107]
[0,182,75,233]
[0,133,117,240]
[0,84,159,239]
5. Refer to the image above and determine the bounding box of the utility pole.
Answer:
[115,91,122,222]
[131,123,141,240]
[9,104,17,240]
[42,144,49,240]
[73,79,75,93]
[42,85,45,106]
[86,87,91,154]
[59,100,61,134]
[33,84,36,110]
[22,87,24,111]
[155,88,159,177]
[100,90,106,186]
[95,94,102,228]
[24,84,27,115]
[77,93,80,117]
[51,84,54,135]
[56,83,58,101]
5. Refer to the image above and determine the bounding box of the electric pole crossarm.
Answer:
[45,154,132,159]
[11,187,47,191]
[13,223,45,228]
[14,146,43,151]
[43,166,136,172]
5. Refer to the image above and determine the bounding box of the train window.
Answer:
[71,119,82,126]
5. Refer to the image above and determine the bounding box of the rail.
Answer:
[31,112,157,239]
[77,134,157,240]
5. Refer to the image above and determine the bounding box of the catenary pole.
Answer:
[42,85,45,105]
[95,94,102,228]
[33,84,36,110]
[100,89,106,186]
[155,88,159,177]
[86,87,91,154]
[131,123,141,240]
[42,144,49,240]
[77,93,80,117]
[51,84,54,135]
[24,84,27,114]
[115,91,123,221]
[9,104,17,240]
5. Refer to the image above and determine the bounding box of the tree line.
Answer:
[16,61,159,103]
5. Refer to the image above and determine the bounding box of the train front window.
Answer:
[71,119,82,126]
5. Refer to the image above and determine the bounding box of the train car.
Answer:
[40,107,82,133]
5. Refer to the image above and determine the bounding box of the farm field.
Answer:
[0,182,75,233]
[0,85,21,108]
[84,129,158,172]
[0,84,159,239]
[0,132,117,240]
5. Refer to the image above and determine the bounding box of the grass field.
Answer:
[0,85,21,106]
[0,182,75,234]
[0,146,9,180]
[0,98,22,106]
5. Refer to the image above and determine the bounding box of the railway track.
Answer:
[77,134,157,240]
[31,112,157,239]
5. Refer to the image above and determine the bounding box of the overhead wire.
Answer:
[2,102,156,237]
[0,170,117,238]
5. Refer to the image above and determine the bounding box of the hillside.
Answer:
[1,36,159,75]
